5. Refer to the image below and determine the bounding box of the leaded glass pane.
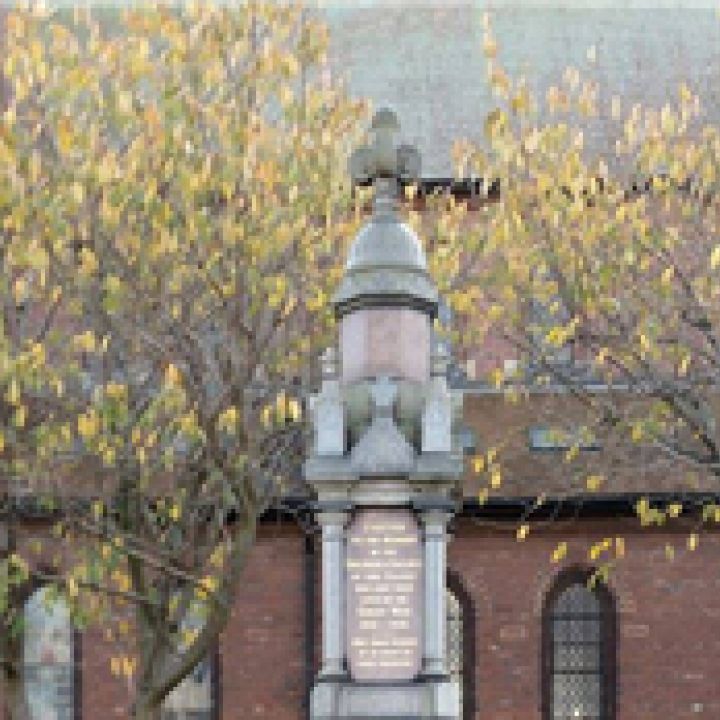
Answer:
[555,585,600,615]
[161,600,214,720]
[554,643,601,672]
[550,581,604,720]
[552,674,601,719]
[24,587,74,720]
[552,619,600,643]
[162,658,213,718]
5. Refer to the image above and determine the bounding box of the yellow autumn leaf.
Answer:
[67,577,78,597]
[7,378,20,405]
[14,405,26,428]
[57,116,74,154]
[218,406,238,432]
[122,657,136,679]
[551,542,567,563]
[260,403,273,428]
[490,468,502,489]
[564,444,579,462]
[710,245,720,270]
[287,398,301,422]
[164,363,181,387]
[687,533,699,551]
[13,277,27,303]
[516,524,529,541]
[678,354,690,376]
[78,411,98,440]
[200,575,217,593]
[589,538,612,561]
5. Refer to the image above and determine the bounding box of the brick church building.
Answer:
[2,3,720,720]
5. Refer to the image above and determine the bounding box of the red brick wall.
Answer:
[0,521,309,720]
[6,515,720,720]
[448,517,720,720]
[219,523,307,720]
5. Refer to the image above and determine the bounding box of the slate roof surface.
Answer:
[322,2,720,175]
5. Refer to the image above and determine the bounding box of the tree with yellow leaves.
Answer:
[441,12,720,552]
[2,3,365,717]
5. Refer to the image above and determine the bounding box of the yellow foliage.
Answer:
[78,410,99,440]
[164,363,182,387]
[67,577,79,598]
[13,405,26,428]
[218,406,239,433]
[615,537,625,558]
[711,245,720,270]
[551,542,567,563]
[287,398,301,422]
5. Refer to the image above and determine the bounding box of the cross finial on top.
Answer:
[349,108,421,193]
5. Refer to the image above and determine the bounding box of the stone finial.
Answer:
[349,108,421,190]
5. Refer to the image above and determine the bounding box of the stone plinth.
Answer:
[340,308,430,383]
[312,679,461,720]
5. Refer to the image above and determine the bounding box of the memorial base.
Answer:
[310,679,461,720]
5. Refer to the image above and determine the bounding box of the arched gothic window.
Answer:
[161,655,216,720]
[446,588,463,712]
[543,569,616,720]
[161,601,218,720]
[24,586,76,720]
[445,571,476,720]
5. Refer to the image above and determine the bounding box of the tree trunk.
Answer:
[131,699,162,720]
[2,669,31,720]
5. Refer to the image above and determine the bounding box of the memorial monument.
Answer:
[306,109,463,720]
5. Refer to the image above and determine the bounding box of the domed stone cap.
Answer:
[333,205,438,317]
[333,110,439,319]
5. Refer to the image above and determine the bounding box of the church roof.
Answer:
[323,2,720,176]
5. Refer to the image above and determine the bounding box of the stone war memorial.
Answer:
[306,108,463,720]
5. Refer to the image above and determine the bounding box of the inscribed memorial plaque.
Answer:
[346,509,422,682]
